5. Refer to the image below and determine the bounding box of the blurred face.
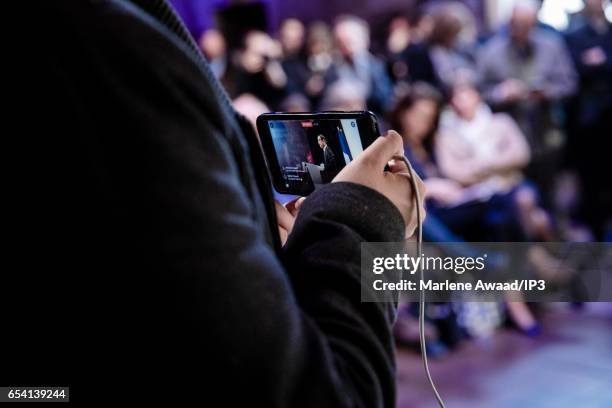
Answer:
[245,31,279,57]
[431,12,462,48]
[400,99,438,145]
[451,86,481,120]
[387,17,411,53]
[584,0,605,13]
[307,24,333,56]
[199,29,226,60]
[318,138,326,148]
[414,14,434,43]
[280,19,305,55]
[510,6,538,44]
[242,31,282,73]
[333,98,366,111]
[334,20,369,58]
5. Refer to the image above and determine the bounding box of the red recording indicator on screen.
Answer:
[301,121,314,128]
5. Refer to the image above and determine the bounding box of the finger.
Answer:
[414,171,427,201]
[394,172,427,231]
[278,226,289,246]
[358,130,404,169]
[285,197,305,216]
[284,197,299,213]
[275,200,295,231]
[291,197,306,216]
[387,157,409,174]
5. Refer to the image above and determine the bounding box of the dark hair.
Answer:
[317,135,327,141]
[388,82,443,154]
[428,7,462,47]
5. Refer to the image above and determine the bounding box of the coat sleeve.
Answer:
[542,36,578,100]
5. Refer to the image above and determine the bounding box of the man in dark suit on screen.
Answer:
[318,134,337,169]
[318,134,338,182]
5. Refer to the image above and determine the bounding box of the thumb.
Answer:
[358,130,404,169]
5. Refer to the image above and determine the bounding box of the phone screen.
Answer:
[258,113,378,195]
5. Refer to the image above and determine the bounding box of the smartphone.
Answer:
[257,111,380,195]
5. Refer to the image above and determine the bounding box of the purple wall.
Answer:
[170,0,485,39]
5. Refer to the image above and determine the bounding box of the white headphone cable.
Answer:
[393,155,445,408]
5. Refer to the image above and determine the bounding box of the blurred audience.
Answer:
[216,0,611,354]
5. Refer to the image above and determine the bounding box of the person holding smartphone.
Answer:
[6,0,425,406]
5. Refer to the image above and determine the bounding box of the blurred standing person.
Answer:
[411,8,435,44]
[287,22,339,109]
[385,13,440,89]
[436,82,557,242]
[568,0,612,32]
[278,18,308,105]
[477,0,577,206]
[232,30,289,109]
[333,15,393,114]
[279,18,305,57]
[427,3,478,91]
[565,0,612,239]
[199,29,227,80]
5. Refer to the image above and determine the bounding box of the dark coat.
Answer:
[3,1,404,406]
[565,21,612,126]
[323,145,337,171]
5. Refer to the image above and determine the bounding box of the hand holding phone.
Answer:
[334,130,426,237]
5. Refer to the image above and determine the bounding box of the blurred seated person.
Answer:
[391,83,525,242]
[435,82,554,241]
[230,30,289,109]
[333,15,393,114]
[384,12,440,89]
[477,0,577,203]
[435,82,530,203]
